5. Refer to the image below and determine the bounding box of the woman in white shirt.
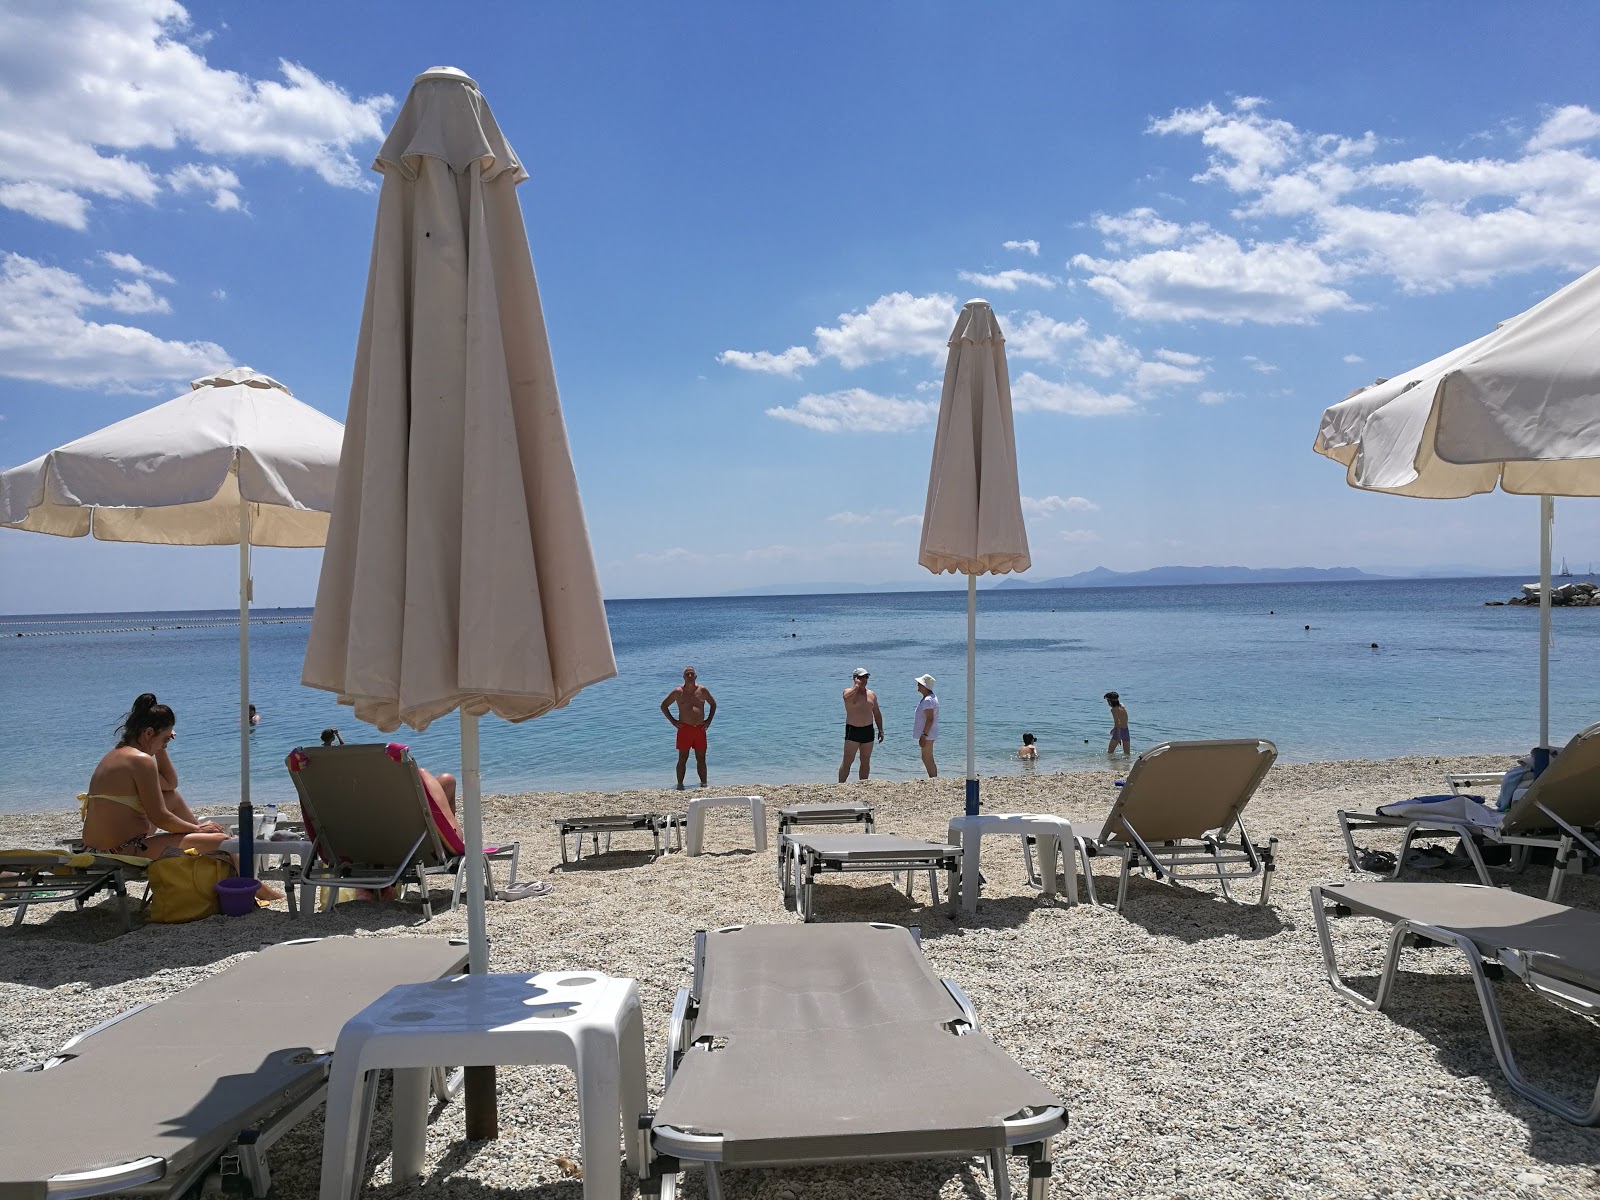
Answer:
[913,674,939,778]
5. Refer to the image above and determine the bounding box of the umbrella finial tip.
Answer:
[414,66,478,88]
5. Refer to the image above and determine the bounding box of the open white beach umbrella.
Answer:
[1314,263,1600,750]
[919,299,1030,814]
[301,67,616,992]
[0,366,343,811]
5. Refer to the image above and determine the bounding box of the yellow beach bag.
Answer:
[146,848,236,923]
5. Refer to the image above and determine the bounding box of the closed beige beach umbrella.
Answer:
[301,67,616,991]
[1314,263,1600,753]
[0,367,343,816]
[919,299,1030,814]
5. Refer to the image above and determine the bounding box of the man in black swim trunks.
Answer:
[838,667,885,782]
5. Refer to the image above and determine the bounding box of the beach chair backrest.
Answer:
[1503,722,1600,834]
[286,743,450,870]
[1099,738,1277,845]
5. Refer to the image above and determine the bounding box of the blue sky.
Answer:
[3,0,1600,613]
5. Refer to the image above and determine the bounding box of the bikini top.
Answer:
[78,792,147,818]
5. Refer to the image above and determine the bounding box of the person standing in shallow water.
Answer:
[1105,691,1131,757]
[839,668,884,781]
[913,674,939,778]
[661,666,716,790]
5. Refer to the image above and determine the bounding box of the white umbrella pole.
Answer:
[238,497,251,802]
[1540,494,1553,751]
[459,709,499,1139]
[966,573,978,815]
[460,710,488,971]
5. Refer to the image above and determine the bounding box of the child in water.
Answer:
[1104,692,1131,756]
[1017,732,1038,760]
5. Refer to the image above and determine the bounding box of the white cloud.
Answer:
[635,546,704,565]
[0,0,393,228]
[1343,353,1364,364]
[1075,334,1144,379]
[1074,234,1360,324]
[957,268,1056,292]
[893,514,922,527]
[1002,239,1039,256]
[1135,357,1206,390]
[1003,311,1087,362]
[827,510,873,525]
[766,388,937,433]
[1244,355,1279,374]
[167,163,242,211]
[211,288,227,301]
[1010,372,1136,416]
[812,292,956,368]
[717,345,817,376]
[101,251,173,282]
[1086,96,1600,317]
[1527,105,1600,153]
[0,251,226,389]
[1196,390,1231,405]
[1059,529,1100,543]
[1022,495,1098,518]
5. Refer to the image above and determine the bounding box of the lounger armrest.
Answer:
[940,979,979,1032]
[47,1156,168,1200]
[42,1003,153,1066]
[665,986,691,1085]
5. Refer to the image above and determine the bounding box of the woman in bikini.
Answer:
[81,693,283,900]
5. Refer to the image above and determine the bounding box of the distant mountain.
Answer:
[994,565,1392,589]
[718,579,967,597]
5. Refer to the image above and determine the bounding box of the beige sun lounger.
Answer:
[642,923,1065,1199]
[0,848,149,932]
[1312,880,1600,1124]
[1337,722,1600,901]
[287,744,518,918]
[0,935,469,1200]
[1075,738,1279,910]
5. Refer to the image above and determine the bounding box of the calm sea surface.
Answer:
[3,577,1598,815]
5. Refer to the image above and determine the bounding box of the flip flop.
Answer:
[497,880,553,901]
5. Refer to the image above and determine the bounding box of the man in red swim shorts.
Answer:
[661,665,717,789]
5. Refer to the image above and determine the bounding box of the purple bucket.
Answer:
[217,877,262,916]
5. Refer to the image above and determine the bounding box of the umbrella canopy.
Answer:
[301,67,616,980]
[0,366,343,810]
[919,300,1030,815]
[0,367,341,544]
[1314,263,1600,748]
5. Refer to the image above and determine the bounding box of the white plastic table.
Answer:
[685,795,767,856]
[947,813,1077,913]
[319,971,646,1200]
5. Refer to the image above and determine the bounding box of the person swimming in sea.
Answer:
[80,692,283,899]
[1017,732,1038,760]
[1104,691,1131,757]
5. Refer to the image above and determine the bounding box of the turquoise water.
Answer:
[3,577,1598,814]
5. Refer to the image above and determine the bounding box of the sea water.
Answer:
[2,576,1597,814]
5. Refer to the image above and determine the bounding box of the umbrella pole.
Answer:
[1539,495,1553,753]
[237,495,253,880]
[459,710,499,1139]
[966,573,978,816]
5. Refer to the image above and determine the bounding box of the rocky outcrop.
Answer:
[1501,581,1600,606]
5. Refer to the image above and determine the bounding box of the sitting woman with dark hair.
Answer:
[81,693,283,899]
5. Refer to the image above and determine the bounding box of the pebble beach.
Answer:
[3,754,1599,1199]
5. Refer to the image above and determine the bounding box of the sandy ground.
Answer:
[3,753,1599,1199]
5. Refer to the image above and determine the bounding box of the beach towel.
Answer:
[1375,794,1501,827]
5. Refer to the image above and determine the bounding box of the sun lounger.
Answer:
[1311,880,1600,1124]
[779,833,960,922]
[286,744,519,918]
[0,848,149,931]
[553,813,669,864]
[1075,738,1279,911]
[640,923,1065,1199]
[1336,722,1600,901]
[0,935,469,1200]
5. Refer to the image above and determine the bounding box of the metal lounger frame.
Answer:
[779,835,960,922]
[1335,806,1600,902]
[553,814,667,864]
[1077,819,1278,911]
[1310,884,1600,1125]
[773,808,875,887]
[2,854,146,932]
[640,925,1064,1200]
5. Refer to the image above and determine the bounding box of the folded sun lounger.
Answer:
[1075,738,1279,910]
[1336,722,1600,901]
[641,923,1065,1199]
[287,744,519,917]
[1311,880,1600,1124]
[0,935,469,1200]
[553,813,669,863]
[0,848,149,932]
[779,833,960,922]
